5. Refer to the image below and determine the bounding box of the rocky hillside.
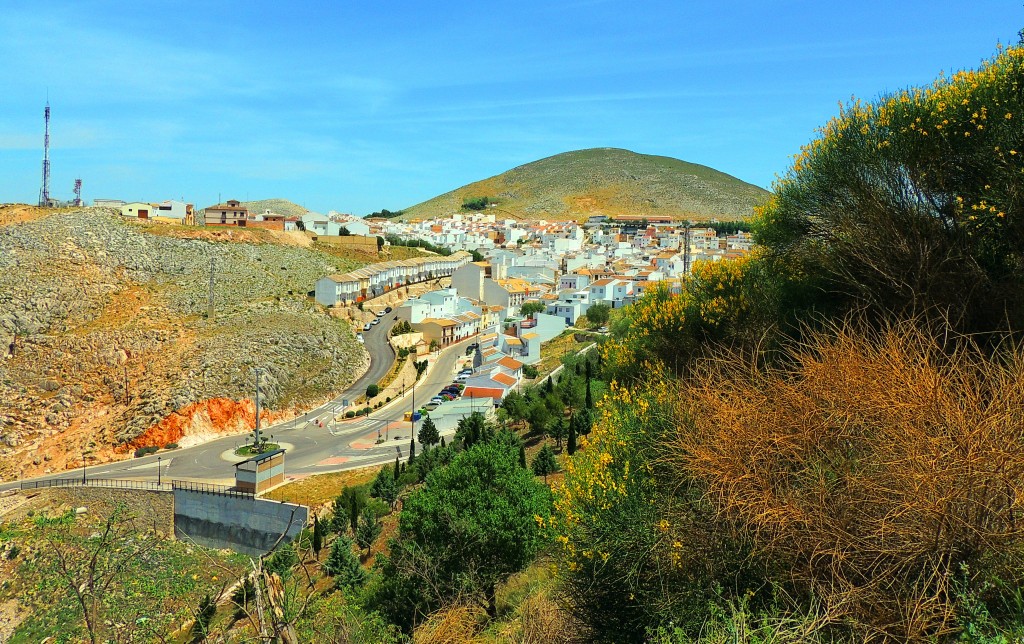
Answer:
[0,207,368,481]
[238,198,308,217]
[400,148,769,221]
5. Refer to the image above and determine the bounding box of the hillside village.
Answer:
[103,196,755,409]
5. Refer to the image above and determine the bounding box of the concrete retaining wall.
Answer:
[173,489,308,557]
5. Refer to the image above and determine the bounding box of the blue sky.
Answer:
[1,1,1020,215]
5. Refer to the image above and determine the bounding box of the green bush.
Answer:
[133,446,158,458]
[366,384,380,398]
[345,410,355,418]
[522,365,539,379]
[163,443,178,450]
[362,407,372,416]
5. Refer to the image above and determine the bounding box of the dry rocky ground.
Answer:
[0,206,370,481]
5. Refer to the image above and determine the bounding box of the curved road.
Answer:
[2,324,479,491]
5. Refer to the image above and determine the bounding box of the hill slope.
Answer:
[239,198,309,217]
[401,148,769,221]
[0,207,368,481]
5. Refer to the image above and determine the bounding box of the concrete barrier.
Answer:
[173,488,308,557]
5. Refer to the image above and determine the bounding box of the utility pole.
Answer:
[123,363,129,403]
[253,367,262,450]
[207,257,216,322]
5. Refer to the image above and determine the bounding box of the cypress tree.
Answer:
[585,379,594,409]
[349,495,359,535]
[409,437,416,463]
[393,456,400,481]
[567,417,577,456]
[519,444,528,469]
[312,515,323,559]
[441,436,446,448]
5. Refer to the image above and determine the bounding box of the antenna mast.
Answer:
[39,102,51,206]
[73,179,82,207]
[683,221,691,275]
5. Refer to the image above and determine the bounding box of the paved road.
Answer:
[347,313,397,397]
[1,334,478,491]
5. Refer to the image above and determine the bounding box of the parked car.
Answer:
[423,402,439,411]
[384,306,393,313]
[371,318,380,326]
[375,310,385,317]
[363,323,372,331]
[356,333,364,343]
[430,396,445,404]
[455,374,469,382]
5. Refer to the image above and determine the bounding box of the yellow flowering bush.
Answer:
[604,253,764,382]
[756,44,1024,335]
[551,374,775,639]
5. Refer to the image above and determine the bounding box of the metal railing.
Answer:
[19,478,171,492]
[170,480,254,499]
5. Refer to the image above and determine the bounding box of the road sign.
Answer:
[342,398,349,408]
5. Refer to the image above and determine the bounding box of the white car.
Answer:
[371,318,380,326]
[375,310,385,317]
[356,333,364,343]
[363,322,372,331]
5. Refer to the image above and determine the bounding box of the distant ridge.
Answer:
[400,148,769,222]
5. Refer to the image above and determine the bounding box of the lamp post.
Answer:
[157,456,162,486]
[252,367,263,451]
[81,450,86,484]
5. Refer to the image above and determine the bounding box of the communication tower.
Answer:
[38,102,51,207]
[73,179,82,207]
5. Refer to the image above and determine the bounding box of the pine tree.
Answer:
[418,414,440,447]
[324,534,367,588]
[531,444,559,484]
[192,593,217,640]
[356,508,382,556]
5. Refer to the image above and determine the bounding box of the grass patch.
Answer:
[234,442,280,457]
[262,467,379,507]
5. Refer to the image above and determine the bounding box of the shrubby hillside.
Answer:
[400,148,769,222]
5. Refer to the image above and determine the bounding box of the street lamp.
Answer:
[81,450,86,484]
[157,456,162,486]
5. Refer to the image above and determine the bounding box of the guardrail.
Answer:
[19,478,171,492]
[171,480,254,499]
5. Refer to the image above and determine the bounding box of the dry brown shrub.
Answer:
[670,319,1024,640]
[492,587,580,644]
[413,604,486,644]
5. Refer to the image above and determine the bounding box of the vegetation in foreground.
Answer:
[5,38,1023,644]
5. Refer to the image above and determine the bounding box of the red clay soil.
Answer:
[117,397,289,452]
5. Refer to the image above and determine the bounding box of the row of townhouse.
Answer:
[314,251,472,306]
